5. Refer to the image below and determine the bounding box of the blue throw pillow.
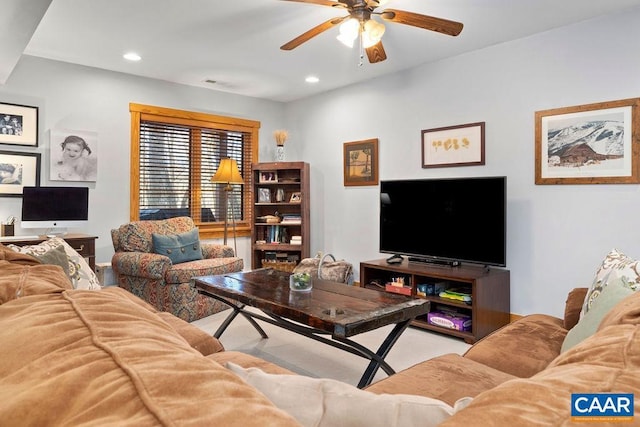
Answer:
[152,228,203,264]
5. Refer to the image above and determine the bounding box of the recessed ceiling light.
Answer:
[305,76,319,83]
[123,52,141,61]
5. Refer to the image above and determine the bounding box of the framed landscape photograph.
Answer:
[422,122,485,168]
[343,138,379,187]
[0,102,39,147]
[0,150,41,197]
[535,97,640,184]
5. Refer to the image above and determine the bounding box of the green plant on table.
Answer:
[290,272,312,291]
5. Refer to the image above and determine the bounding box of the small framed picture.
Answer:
[259,171,278,183]
[290,192,301,203]
[0,102,39,147]
[258,187,271,203]
[0,150,41,197]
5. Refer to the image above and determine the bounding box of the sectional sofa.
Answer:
[2,243,639,425]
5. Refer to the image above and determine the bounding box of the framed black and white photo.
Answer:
[0,102,38,147]
[0,150,40,197]
[258,187,271,203]
[50,128,98,182]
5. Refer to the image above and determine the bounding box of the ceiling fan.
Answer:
[280,0,463,64]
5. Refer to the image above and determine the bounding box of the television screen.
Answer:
[380,177,506,267]
[21,186,89,229]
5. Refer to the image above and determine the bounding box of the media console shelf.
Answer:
[360,258,510,344]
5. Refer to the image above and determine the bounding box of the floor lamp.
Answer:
[211,158,244,255]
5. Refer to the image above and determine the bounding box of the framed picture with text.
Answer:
[422,122,485,168]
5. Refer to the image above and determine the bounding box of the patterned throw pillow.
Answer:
[581,248,640,318]
[152,228,203,264]
[8,237,101,290]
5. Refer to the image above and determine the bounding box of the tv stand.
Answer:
[408,257,460,267]
[360,258,510,344]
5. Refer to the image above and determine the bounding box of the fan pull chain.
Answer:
[358,32,364,67]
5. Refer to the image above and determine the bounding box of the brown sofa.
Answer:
[2,244,639,425]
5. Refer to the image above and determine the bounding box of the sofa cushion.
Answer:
[598,287,640,329]
[0,246,73,304]
[101,286,224,356]
[226,362,472,427]
[561,278,634,353]
[364,353,516,406]
[152,228,203,264]
[581,248,640,318]
[462,313,567,377]
[563,287,588,330]
[7,237,101,290]
[0,288,299,426]
[441,324,640,426]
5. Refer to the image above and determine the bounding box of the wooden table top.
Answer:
[194,268,430,338]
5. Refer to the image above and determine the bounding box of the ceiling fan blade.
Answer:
[280,16,348,50]
[279,0,348,8]
[366,41,387,63]
[380,9,463,36]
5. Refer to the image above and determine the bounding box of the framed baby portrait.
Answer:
[50,129,98,182]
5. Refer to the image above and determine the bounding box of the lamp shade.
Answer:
[211,158,244,184]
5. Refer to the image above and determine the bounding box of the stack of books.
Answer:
[290,235,302,245]
[281,214,301,225]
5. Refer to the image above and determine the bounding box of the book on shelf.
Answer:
[280,214,301,225]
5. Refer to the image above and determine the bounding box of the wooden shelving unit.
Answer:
[251,162,310,270]
[360,258,510,344]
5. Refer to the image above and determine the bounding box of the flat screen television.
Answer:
[380,177,506,267]
[21,186,89,229]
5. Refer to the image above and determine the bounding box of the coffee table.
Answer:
[194,268,430,388]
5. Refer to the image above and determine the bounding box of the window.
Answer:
[130,103,259,239]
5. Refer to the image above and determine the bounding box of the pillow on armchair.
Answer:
[152,228,203,264]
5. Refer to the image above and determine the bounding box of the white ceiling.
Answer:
[4,0,640,102]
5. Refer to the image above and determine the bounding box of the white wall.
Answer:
[0,56,285,264]
[2,7,639,318]
[285,7,640,317]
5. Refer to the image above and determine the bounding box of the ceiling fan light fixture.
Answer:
[362,19,385,48]
[337,18,359,48]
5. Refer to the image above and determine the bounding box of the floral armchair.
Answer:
[111,216,243,322]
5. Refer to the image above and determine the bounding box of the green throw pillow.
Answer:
[561,277,635,353]
[152,228,203,264]
[32,244,71,278]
